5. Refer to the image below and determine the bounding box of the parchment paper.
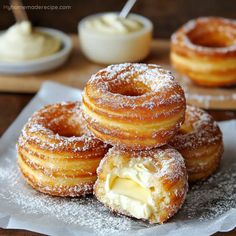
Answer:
[0,81,235,236]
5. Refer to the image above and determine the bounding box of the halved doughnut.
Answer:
[94,146,188,223]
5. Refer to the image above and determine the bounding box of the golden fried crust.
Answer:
[169,105,223,182]
[171,17,236,87]
[82,63,186,150]
[94,146,188,224]
[17,102,109,197]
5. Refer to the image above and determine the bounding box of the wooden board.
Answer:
[0,35,236,110]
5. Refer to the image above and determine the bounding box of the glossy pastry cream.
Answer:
[84,13,143,34]
[0,21,61,62]
[105,162,155,219]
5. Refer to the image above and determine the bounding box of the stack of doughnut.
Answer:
[82,63,223,223]
[17,62,224,224]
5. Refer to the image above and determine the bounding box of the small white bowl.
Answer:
[0,27,72,75]
[78,13,153,64]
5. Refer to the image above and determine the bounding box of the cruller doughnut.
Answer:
[169,105,223,182]
[171,17,236,87]
[94,146,188,224]
[82,63,186,150]
[17,102,109,197]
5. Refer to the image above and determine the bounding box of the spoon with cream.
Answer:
[119,0,137,18]
[11,0,28,22]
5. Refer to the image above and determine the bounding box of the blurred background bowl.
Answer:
[78,13,153,64]
[1,0,235,38]
[0,27,72,74]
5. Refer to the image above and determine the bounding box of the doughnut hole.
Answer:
[108,79,151,97]
[187,25,236,48]
[40,112,83,138]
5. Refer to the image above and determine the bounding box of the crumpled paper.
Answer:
[0,81,235,236]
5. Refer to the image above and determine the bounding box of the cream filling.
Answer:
[0,21,61,62]
[105,161,156,219]
[84,13,143,35]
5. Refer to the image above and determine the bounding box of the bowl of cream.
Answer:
[78,13,153,64]
[0,21,72,74]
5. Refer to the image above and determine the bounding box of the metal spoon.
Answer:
[11,0,28,22]
[119,0,137,18]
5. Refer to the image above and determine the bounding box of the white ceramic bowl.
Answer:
[78,13,153,64]
[0,27,72,75]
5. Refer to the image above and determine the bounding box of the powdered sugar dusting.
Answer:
[185,92,236,109]
[107,146,187,181]
[0,123,235,234]
[85,63,185,110]
[18,102,108,153]
[156,147,187,181]
[16,101,109,197]
[170,105,222,150]
[180,162,236,220]
[0,149,235,235]
[0,163,134,235]
[92,63,177,93]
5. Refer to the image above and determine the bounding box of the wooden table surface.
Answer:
[0,93,236,235]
